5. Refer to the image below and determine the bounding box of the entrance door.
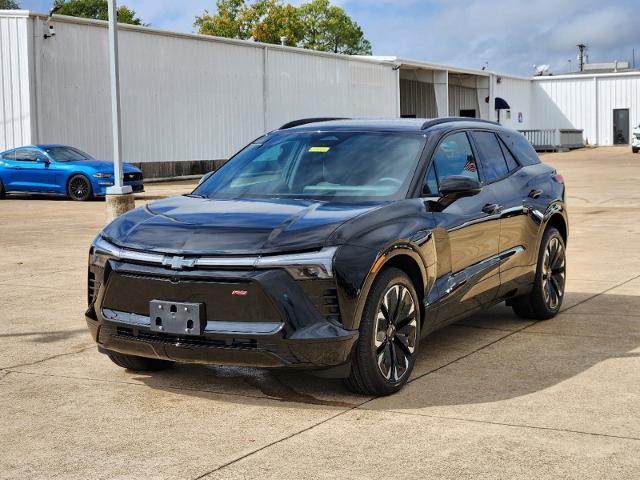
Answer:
[613,109,629,144]
[460,109,476,118]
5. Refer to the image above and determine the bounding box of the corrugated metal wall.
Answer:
[399,79,437,118]
[595,75,640,146]
[533,73,640,145]
[533,77,596,144]
[448,84,479,117]
[267,49,397,129]
[494,76,532,130]
[32,16,397,165]
[0,12,32,151]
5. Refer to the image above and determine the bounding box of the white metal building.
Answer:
[1,10,639,177]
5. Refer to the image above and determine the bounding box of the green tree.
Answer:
[194,0,249,39]
[243,0,302,45]
[195,0,371,53]
[0,0,21,9]
[298,0,371,54]
[53,0,143,25]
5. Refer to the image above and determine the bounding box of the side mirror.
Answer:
[198,171,214,185]
[436,175,482,209]
[36,157,50,165]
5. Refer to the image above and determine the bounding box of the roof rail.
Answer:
[421,117,499,130]
[279,117,349,130]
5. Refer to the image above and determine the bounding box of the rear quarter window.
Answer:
[498,132,541,166]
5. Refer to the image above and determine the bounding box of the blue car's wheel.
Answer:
[0,178,5,198]
[68,175,92,201]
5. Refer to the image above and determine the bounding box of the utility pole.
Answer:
[105,0,135,221]
[577,43,588,72]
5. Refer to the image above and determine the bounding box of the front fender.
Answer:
[334,238,436,331]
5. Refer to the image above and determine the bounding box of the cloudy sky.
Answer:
[19,0,640,76]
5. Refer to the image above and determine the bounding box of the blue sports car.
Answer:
[0,145,144,201]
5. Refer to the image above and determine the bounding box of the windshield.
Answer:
[193,131,426,201]
[44,146,94,162]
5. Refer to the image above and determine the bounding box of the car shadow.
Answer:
[132,291,640,409]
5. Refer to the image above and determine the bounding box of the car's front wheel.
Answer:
[106,351,175,371]
[511,227,566,320]
[345,267,420,396]
[67,174,92,201]
[0,178,5,199]
[633,147,639,154]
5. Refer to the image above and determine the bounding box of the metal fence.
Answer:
[518,129,584,151]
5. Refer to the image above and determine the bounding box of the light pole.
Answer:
[105,0,135,221]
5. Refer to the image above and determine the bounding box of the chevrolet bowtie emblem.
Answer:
[163,255,196,270]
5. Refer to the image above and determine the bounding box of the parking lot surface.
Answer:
[1,147,639,479]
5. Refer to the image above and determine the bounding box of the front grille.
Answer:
[124,172,143,182]
[88,271,96,305]
[114,326,258,350]
[320,288,341,323]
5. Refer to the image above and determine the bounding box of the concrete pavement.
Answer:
[1,147,639,479]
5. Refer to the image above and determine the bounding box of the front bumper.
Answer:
[94,180,144,196]
[86,260,358,369]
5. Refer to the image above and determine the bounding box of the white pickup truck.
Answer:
[633,125,640,153]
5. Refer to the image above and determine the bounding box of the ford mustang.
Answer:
[86,118,568,395]
[0,145,143,201]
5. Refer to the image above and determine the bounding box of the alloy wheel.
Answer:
[374,284,418,383]
[542,237,565,310]
[69,176,89,200]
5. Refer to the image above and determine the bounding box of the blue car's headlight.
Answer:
[93,172,113,178]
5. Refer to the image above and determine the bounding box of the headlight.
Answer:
[93,172,113,178]
[255,247,337,279]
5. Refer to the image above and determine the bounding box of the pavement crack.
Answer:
[408,273,640,385]
[561,273,640,314]
[191,273,640,478]
[384,409,640,442]
[192,406,361,479]
[2,345,96,371]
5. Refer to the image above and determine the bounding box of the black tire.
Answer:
[67,174,92,201]
[511,227,566,320]
[0,178,5,199]
[345,267,421,396]
[633,147,639,154]
[106,351,174,371]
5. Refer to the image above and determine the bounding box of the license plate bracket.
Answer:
[149,300,206,336]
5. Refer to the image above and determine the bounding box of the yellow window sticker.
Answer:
[308,146,330,153]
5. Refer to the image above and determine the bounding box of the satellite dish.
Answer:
[534,64,551,76]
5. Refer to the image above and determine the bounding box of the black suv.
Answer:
[86,118,568,395]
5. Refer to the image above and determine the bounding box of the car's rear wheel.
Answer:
[67,174,92,201]
[106,351,174,371]
[511,227,566,320]
[633,147,639,154]
[0,178,5,199]
[345,267,420,396]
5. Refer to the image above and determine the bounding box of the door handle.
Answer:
[528,189,543,199]
[482,203,502,215]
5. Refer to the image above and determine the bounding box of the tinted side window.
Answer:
[470,131,508,182]
[13,149,40,162]
[2,151,16,160]
[498,132,540,166]
[431,132,479,184]
[498,138,519,171]
[422,165,438,195]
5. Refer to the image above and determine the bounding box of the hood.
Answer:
[70,160,139,173]
[101,196,383,255]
